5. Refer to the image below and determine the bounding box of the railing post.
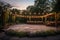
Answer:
[55,12,57,27]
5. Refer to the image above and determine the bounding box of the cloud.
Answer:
[1,0,34,10]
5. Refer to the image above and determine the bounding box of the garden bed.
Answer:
[5,29,60,37]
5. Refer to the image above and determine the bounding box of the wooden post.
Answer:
[55,12,57,27]
[42,17,43,24]
[45,13,47,25]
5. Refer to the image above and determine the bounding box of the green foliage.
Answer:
[34,0,57,13]
[27,5,43,15]
[53,0,60,12]
[0,1,11,28]
[47,16,55,21]
[6,29,60,37]
[6,30,29,37]
[11,9,20,14]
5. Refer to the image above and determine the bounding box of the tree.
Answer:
[0,2,4,28]
[27,5,42,15]
[34,0,46,13]
[11,9,20,14]
[27,6,34,13]
[0,1,11,27]
[11,9,20,23]
[34,0,56,13]
[53,0,60,12]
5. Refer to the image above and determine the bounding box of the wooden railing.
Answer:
[14,13,60,25]
[16,13,55,18]
[27,21,43,24]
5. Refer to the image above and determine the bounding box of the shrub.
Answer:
[6,30,29,37]
[5,29,60,37]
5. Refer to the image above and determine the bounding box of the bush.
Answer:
[6,30,29,37]
[55,30,60,34]
[28,30,57,37]
[5,29,60,37]
[0,25,4,29]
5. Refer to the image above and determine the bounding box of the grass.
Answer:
[5,29,60,37]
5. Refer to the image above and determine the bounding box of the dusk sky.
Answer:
[1,0,34,10]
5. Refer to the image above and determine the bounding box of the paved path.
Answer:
[0,24,60,40]
[7,24,57,33]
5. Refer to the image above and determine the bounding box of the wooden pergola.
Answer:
[14,12,59,25]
